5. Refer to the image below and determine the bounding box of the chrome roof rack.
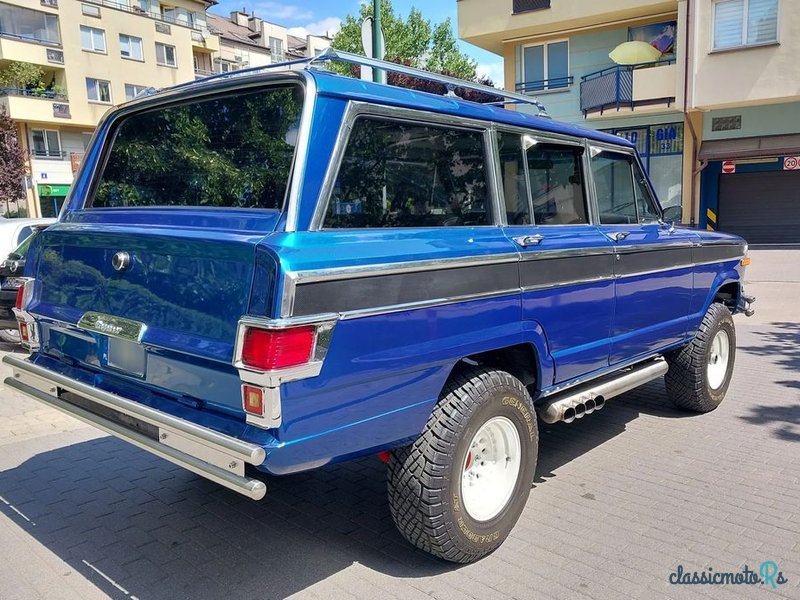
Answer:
[169,48,548,117]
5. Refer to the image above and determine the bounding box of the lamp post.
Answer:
[372,0,384,83]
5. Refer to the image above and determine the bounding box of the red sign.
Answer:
[722,160,736,174]
[784,156,800,170]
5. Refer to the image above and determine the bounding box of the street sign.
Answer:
[721,160,736,174]
[783,156,800,170]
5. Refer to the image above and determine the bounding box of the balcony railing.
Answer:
[82,0,205,31]
[580,59,675,116]
[194,68,215,79]
[0,87,67,101]
[31,149,67,159]
[515,75,573,94]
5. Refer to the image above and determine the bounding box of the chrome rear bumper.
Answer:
[2,355,267,500]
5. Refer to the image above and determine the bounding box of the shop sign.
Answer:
[37,184,71,197]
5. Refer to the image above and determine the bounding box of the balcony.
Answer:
[83,0,206,32]
[515,76,574,95]
[0,34,63,67]
[0,88,70,122]
[194,68,215,79]
[580,60,677,117]
[191,30,219,53]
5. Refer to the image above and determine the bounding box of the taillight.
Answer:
[14,278,34,310]
[242,384,265,416]
[19,321,29,343]
[241,325,316,371]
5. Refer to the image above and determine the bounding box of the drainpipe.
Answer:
[682,0,699,225]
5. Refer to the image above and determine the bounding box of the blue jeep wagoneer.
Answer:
[5,50,754,563]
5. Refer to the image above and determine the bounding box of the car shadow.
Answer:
[0,380,688,599]
[738,321,800,443]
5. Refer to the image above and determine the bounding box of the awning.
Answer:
[699,133,800,161]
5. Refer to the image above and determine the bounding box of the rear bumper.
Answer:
[2,355,267,500]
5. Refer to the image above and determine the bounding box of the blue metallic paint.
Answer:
[20,67,750,477]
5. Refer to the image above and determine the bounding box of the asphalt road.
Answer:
[0,249,797,600]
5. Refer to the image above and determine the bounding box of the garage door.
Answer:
[718,170,800,244]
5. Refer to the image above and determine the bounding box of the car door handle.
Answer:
[607,231,631,242]
[512,235,544,247]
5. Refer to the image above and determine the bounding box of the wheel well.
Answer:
[451,344,539,391]
[714,282,740,310]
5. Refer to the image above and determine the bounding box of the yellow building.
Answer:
[0,0,218,217]
[458,0,800,242]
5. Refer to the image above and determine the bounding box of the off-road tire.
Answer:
[665,302,736,412]
[387,367,538,563]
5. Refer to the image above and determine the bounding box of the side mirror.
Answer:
[662,205,683,223]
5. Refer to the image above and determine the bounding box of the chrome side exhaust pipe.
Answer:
[536,359,668,424]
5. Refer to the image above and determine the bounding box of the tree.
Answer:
[332,1,480,81]
[0,61,44,91]
[0,108,26,207]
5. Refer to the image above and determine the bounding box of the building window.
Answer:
[712,0,778,50]
[86,77,112,103]
[124,83,148,101]
[82,132,93,150]
[518,40,569,93]
[155,42,177,66]
[31,128,61,158]
[80,25,106,53]
[119,34,143,60]
[0,3,61,45]
[269,36,283,59]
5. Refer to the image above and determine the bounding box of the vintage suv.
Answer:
[5,51,754,563]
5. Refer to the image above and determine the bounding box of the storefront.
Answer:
[37,184,70,218]
[603,122,684,209]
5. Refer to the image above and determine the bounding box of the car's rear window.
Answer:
[91,84,304,210]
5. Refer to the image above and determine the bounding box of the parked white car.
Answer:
[0,218,57,263]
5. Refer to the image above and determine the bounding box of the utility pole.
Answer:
[372,0,384,83]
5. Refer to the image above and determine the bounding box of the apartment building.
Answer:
[0,0,218,217]
[0,1,329,219]
[458,0,799,243]
[206,11,330,77]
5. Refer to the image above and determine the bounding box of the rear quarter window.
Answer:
[323,117,491,228]
[90,84,304,210]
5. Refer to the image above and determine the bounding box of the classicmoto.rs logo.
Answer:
[669,562,788,589]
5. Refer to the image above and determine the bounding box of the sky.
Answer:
[209,0,505,86]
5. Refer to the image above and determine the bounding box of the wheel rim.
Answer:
[707,329,731,390]
[461,416,522,522]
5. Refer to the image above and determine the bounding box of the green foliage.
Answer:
[94,86,303,209]
[332,0,478,80]
[0,61,44,90]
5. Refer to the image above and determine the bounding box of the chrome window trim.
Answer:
[285,71,317,232]
[309,101,503,231]
[485,124,506,227]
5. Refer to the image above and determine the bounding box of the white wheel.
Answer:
[460,416,522,522]
[0,329,20,343]
[706,329,730,390]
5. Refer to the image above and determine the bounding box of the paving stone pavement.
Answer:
[0,249,797,600]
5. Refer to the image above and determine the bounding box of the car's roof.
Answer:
[0,218,56,231]
[307,69,633,149]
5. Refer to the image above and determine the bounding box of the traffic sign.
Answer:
[721,160,736,174]
[783,156,800,170]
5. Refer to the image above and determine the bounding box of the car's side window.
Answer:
[632,162,661,223]
[323,117,491,228]
[527,142,588,225]
[497,132,532,226]
[591,151,638,225]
